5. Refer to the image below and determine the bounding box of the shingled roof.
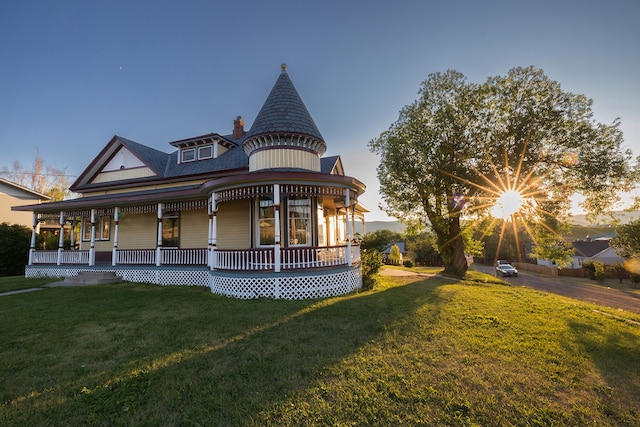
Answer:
[245,64,324,142]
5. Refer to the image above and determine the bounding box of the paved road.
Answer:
[471,264,640,315]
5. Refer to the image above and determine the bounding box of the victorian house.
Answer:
[13,65,367,299]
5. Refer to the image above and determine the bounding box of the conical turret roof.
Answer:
[245,64,324,142]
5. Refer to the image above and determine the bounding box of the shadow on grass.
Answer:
[567,319,640,424]
[1,276,450,425]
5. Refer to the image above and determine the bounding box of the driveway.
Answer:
[470,264,640,315]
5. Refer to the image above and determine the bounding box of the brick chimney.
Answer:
[233,116,245,139]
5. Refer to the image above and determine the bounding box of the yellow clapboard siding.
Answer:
[249,148,320,172]
[217,199,250,249]
[180,209,208,248]
[92,167,157,183]
[117,212,158,249]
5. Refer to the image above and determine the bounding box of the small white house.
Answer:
[537,239,623,269]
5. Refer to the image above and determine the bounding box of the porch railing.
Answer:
[60,250,90,264]
[161,248,207,265]
[214,244,358,271]
[114,249,207,265]
[30,245,360,271]
[31,250,59,264]
[214,248,275,271]
[115,249,156,265]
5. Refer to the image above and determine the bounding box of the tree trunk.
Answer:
[441,216,468,278]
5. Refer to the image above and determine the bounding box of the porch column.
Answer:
[28,213,37,265]
[89,208,96,266]
[57,211,65,265]
[345,189,352,266]
[156,203,163,267]
[274,184,281,273]
[70,218,76,250]
[112,207,119,266]
[209,193,217,270]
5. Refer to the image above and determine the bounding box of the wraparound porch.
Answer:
[24,261,362,299]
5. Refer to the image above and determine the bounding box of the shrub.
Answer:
[593,261,606,282]
[606,262,627,283]
[361,249,383,290]
[0,222,31,276]
[403,259,415,268]
[582,261,596,280]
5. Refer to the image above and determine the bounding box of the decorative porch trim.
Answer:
[216,185,274,203]
[214,184,358,203]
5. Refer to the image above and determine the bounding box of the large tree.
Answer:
[370,66,637,277]
[0,151,71,201]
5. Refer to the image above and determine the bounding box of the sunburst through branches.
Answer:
[440,152,575,265]
[491,189,523,219]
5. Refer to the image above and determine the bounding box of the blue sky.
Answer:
[1,0,638,221]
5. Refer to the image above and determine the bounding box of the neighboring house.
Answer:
[383,242,405,264]
[537,239,624,269]
[0,178,50,227]
[13,65,367,299]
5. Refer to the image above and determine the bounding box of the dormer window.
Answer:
[181,148,196,163]
[170,133,235,164]
[198,145,213,159]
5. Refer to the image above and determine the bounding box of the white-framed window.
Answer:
[181,148,196,163]
[82,216,111,241]
[257,197,276,246]
[198,145,213,160]
[288,197,311,246]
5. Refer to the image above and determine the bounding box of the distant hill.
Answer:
[365,221,406,234]
[571,210,640,226]
[365,210,640,237]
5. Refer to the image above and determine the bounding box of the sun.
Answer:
[491,189,523,219]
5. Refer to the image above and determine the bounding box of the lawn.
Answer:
[1,272,639,426]
[0,276,59,293]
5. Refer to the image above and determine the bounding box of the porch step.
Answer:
[64,271,122,285]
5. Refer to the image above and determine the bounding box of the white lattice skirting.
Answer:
[210,266,362,299]
[24,265,362,300]
[25,266,210,287]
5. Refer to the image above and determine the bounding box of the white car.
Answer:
[496,262,518,277]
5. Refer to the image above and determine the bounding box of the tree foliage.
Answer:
[0,222,31,276]
[610,219,640,259]
[388,244,402,265]
[0,151,71,201]
[405,231,442,266]
[370,66,637,277]
[361,229,402,252]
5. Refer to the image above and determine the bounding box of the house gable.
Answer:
[71,136,169,191]
[91,146,157,183]
[321,155,344,175]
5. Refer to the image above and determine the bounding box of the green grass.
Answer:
[1,274,639,426]
[0,276,59,293]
